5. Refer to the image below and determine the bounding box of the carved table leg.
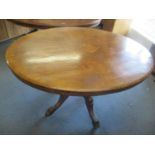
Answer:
[45,95,69,117]
[84,96,100,128]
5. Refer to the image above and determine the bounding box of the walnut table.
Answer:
[6,28,153,128]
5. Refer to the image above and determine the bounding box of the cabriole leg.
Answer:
[84,96,100,128]
[45,95,68,117]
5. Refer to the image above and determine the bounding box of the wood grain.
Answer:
[10,19,102,28]
[6,27,153,96]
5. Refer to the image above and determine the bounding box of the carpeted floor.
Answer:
[0,39,155,135]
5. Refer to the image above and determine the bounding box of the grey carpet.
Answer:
[0,39,155,135]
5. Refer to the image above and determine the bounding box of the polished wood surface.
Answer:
[11,19,102,28]
[6,27,153,96]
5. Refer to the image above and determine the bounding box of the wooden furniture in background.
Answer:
[6,27,153,128]
[0,20,33,42]
[0,20,8,41]
[11,19,132,35]
[10,19,102,28]
[4,20,33,38]
[101,19,115,31]
[0,19,132,42]
[103,19,132,35]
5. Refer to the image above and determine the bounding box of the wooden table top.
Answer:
[11,19,102,28]
[6,27,153,96]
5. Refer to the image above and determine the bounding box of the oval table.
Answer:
[10,19,102,28]
[6,27,153,128]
